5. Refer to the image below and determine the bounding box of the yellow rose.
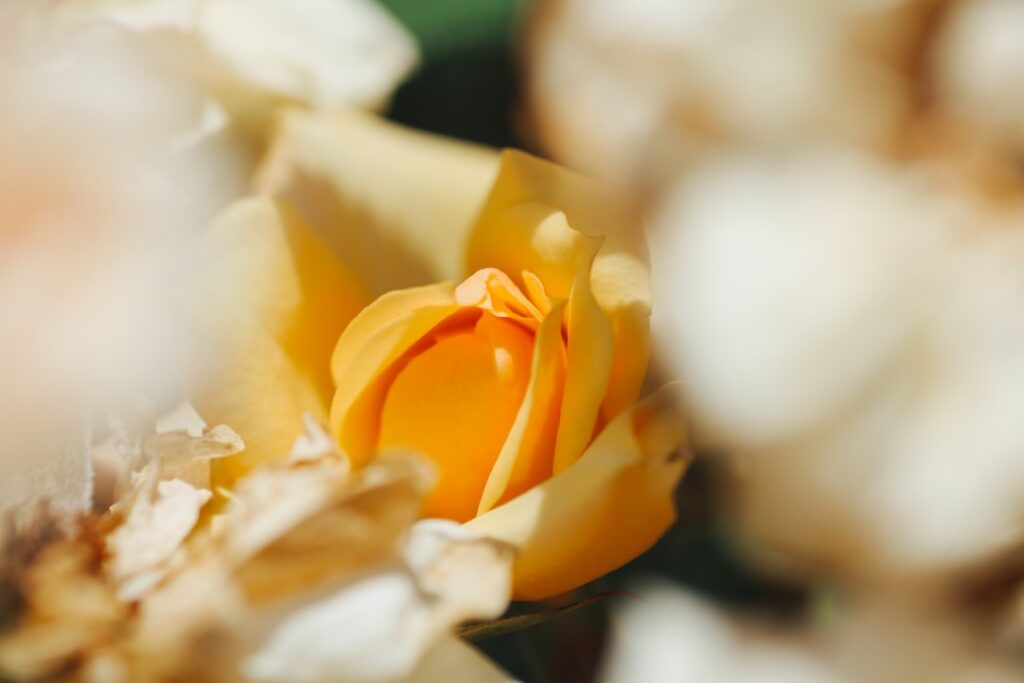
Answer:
[191,109,689,599]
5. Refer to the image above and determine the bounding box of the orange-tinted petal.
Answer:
[329,283,462,466]
[454,268,543,329]
[378,313,534,522]
[477,301,567,515]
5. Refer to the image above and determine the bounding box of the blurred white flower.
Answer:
[599,585,837,683]
[525,0,923,186]
[54,0,418,137]
[0,5,237,524]
[934,0,1024,150]
[652,148,955,447]
[652,146,1024,581]
[599,584,1024,683]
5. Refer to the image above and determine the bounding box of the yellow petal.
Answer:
[466,171,615,473]
[328,284,463,466]
[454,268,543,330]
[257,108,500,294]
[592,251,651,421]
[521,270,552,317]
[553,264,614,473]
[477,302,566,515]
[466,150,651,423]
[467,198,595,302]
[464,386,689,601]
[330,283,458,387]
[187,197,368,486]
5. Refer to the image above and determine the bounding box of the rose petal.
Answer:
[478,301,566,514]
[223,455,431,603]
[466,149,650,433]
[257,108,500,295]
[196,0,417,110]
[592,250,652,421]
[242,519,512,683]
[554,263,614,473]
[244,571,431,683]
[455,268,544,330]
[187,196,368,486]
[107,478,212,600]
[288,413,345,466]
[329,283,464,466]
[468,197,595,305]
[465,165,616,473]
[141,424,244,491]
[465,386,688,600]
[403,519,514,624]
[377,313,534,521]
[52,0,201,32]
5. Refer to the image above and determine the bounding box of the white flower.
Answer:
[652,146,1024,580]
[54,0,418,130]
[599,584,1023,683]
[0,5,235,525]
[525,0,917,186]
[934,0,1024,150]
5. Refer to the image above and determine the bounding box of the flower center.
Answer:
[377,311,534,522]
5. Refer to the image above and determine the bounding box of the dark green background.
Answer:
[381,0,528,149]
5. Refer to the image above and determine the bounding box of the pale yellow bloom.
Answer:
[193,110,689,599]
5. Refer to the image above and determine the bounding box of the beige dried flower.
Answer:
[0,421,514,683]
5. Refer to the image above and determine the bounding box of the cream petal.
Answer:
[241,518,512,683]
[197,0,417,111]
[222,455,431,603]
[244,571,434,683]
[107,478,212,601]
[51,0,201,32]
